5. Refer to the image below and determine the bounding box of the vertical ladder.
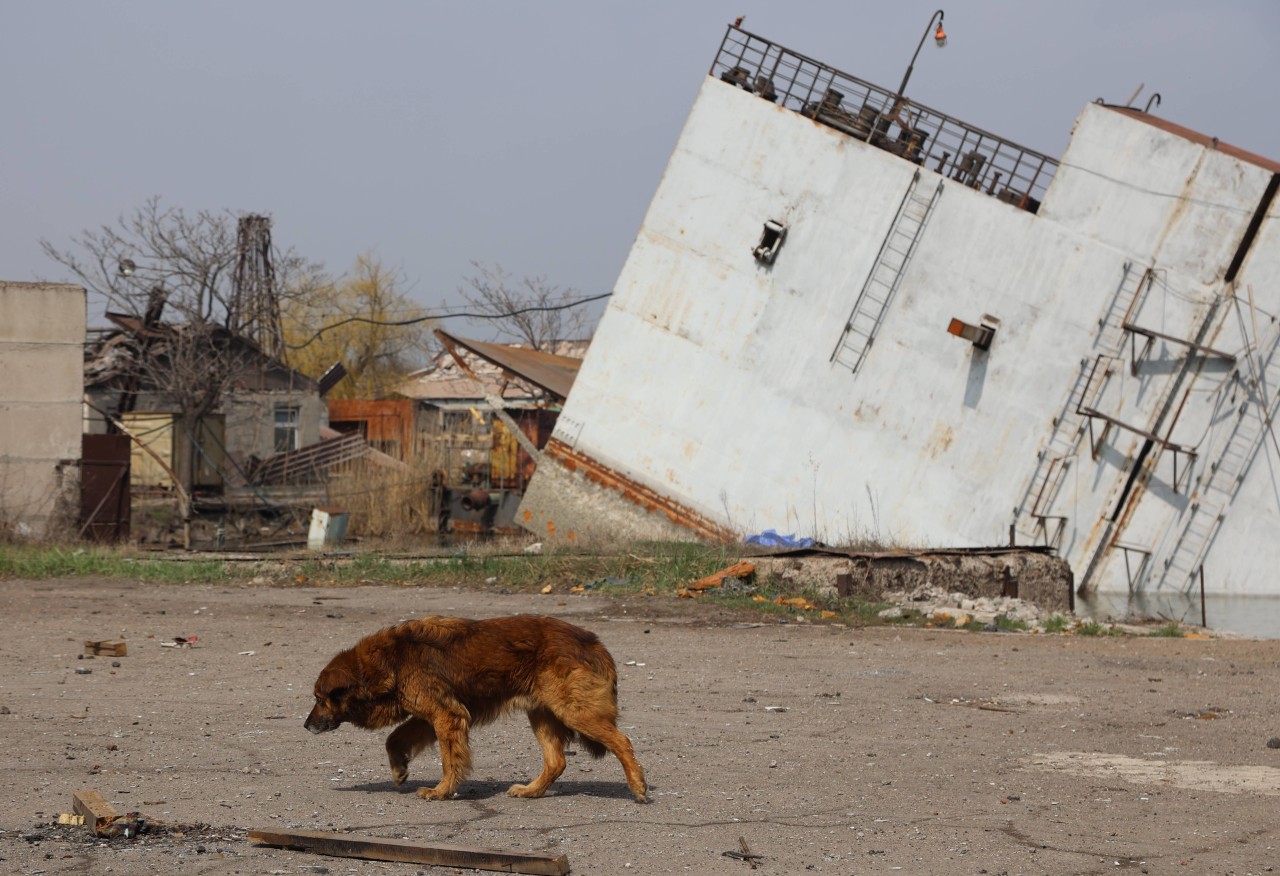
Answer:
[830,170,943,373]
[1017,264,1152,544]
[1157,321,1280,591]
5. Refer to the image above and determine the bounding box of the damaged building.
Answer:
[518,22,1280,599]
[397,330,586,533]
[83,312,327,540]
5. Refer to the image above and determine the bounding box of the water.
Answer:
[1078,590,1280,639]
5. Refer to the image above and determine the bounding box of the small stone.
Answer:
[1266,737,1280,749]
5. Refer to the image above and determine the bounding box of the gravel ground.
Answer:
[2,576,1279,875]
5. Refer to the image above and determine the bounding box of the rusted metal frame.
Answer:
[1078,405,1198,491]
[1123,322,1238,376]
[1076,354,1119,419]
[711,25,740,76]
[1113,542,1153,591]
[710,28,1060,206]
[1029,458,1070,548]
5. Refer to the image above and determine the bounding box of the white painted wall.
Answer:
[538,80,1278,596]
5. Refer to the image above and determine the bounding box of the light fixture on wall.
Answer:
[892,10,947,110]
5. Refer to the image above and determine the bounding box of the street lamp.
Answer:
[892,9,946,112]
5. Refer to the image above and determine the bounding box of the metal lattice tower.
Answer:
[230,214,283,359]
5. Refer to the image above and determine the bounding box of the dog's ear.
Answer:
[353,643,397,699]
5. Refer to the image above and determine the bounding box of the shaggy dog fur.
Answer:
[304,614,648,802]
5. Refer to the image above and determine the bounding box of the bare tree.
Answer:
[457,262,598,351]
[41,197,320,329]
[44,200,324,532]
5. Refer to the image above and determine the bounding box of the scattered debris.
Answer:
[1267,737,1280,749]
[686,561,756,593]
[539,585,554,595]
[83,640,127,657]
[160,636,199,648]
[99,813,147,839]
[73,790,119,834]
[57,813,85,826]
[722,835,764,868]
[249,827,569,875]
[74,667,92,675]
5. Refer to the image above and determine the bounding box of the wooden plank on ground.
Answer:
[248,828,570,875]
[84,639,128,657]
[73,790,119,832]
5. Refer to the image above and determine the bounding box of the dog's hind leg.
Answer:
[415,709,472,800]
[553,676,648,803]
[508,707,573,799]
[386,717,436,786]
[569,718,648,803]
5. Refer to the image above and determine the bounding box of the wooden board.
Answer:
[84,640,128,657]
[249,828,570,875]
[73,790,119,832]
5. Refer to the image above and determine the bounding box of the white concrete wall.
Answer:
[531,80,1278,596]
[0,282,86,539]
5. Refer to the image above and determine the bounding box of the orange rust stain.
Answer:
[522,510,533,522]
[543,439,735,543]
[546,521,557,537]
[927,423,955,459]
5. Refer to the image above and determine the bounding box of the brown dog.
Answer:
[304,614,648,803]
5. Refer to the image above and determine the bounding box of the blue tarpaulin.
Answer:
[743,529,815,549]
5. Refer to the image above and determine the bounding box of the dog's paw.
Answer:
[391,764,409,786]
[415,785,457,801]
[506,782,546,799]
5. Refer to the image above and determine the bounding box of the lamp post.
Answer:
[890,9,946,116]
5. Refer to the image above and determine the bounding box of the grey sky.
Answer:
[4,1,1276,339]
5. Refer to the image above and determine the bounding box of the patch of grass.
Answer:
[1075,620,1122,637]
[1042,614,1071,634]
[0,544,228,583]
[995,615,1029,632]
[1148,621,1185,638]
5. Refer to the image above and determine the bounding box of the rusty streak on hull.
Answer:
[541,438,737,543]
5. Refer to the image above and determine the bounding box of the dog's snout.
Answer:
[305,707,338,734]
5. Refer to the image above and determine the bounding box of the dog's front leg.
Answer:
[415,709,471,800]
[386,717,436,786]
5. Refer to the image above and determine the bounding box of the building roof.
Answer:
[85,312,317,392]
[396,332,586,408]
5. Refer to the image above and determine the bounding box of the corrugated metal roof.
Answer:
[435,330,582,399]
[397,333,585,404]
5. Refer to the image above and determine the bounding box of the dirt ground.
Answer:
[2,577,1279,876]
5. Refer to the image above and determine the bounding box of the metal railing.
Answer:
[711,25,1059,212]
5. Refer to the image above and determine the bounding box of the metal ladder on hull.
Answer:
[1018,264,1153,546]
[830,170,943,374]
[1156,316,1280,592]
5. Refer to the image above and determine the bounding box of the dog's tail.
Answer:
[577,734,609,759]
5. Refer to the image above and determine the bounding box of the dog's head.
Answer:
[304,644,398,734]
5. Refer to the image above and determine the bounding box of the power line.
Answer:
[284,291,613,351]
